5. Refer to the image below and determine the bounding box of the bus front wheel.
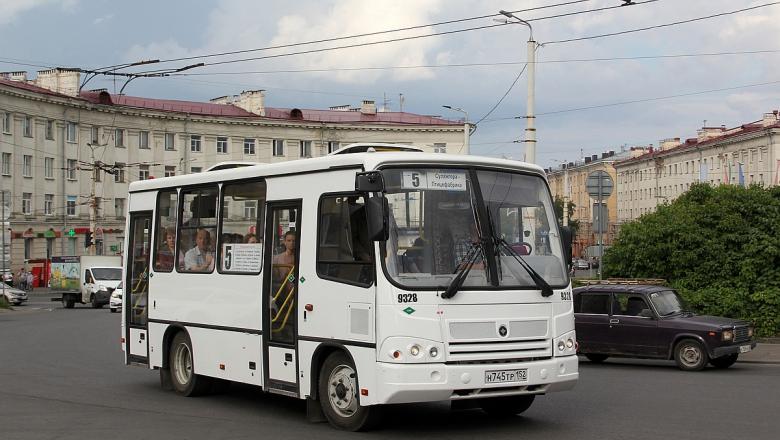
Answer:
[480,394,536,416]
[169,331,211,396]
[318,352,378,431]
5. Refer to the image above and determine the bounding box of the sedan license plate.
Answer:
[739,345,752,353]
[485,368,528,384]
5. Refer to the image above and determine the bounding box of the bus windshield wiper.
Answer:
[441,241,483,299]
[495,237,554,298]
[482,209,553,297]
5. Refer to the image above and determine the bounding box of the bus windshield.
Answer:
[381,167,568,290]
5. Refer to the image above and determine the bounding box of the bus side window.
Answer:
[178,187,218,273]
[317,194,374,286]
[219,180,266,274]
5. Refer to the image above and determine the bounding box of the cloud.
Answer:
[0,0,77,25]
[93,13,114,25]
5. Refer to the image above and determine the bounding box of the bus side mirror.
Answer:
[355,171,385,192]
[561,226,573,266]
[366,196,389,241]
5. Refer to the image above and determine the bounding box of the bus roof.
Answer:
[128,152,546,193]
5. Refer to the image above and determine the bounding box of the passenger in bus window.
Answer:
[273,231,296,268]
[184,228,215,271]
[155,227,176,271]
[245,233,258,244]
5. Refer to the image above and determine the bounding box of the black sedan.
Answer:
[573,284,755,371]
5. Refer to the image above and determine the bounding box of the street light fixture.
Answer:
[498,10,537,165]
[442,105,473,154]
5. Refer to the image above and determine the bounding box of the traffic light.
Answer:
[84,230,93,248]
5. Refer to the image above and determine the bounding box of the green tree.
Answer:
[603,183,780,336]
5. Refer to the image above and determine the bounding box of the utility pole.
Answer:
[499,10,536,164]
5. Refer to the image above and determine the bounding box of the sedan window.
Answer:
[614,294,651,316]
[575,293,610,314]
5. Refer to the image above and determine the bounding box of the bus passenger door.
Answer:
[263,202,301,395]
[125,211,152,364]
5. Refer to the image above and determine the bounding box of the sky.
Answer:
[2,0,780,168]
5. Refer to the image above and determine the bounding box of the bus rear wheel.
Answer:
[169,331,211,396]
[318,352,378,431]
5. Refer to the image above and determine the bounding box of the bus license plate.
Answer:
[485,369,528,384]
[739,345,752,353]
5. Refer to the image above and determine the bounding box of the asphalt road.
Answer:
[2,293,779,440]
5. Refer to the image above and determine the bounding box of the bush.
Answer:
[603,183,780,337]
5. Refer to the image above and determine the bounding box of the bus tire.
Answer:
[169,331,211,396]
[480,395,536,416]
[318,352,378,431]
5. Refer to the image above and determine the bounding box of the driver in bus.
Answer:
[183,228,214,272]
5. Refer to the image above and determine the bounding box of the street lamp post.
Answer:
[442,105,471,154]
[499,10,536,164]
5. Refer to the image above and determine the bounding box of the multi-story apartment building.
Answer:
[546,148,647,258]
[615,112,780,223]
[0,69,466,273]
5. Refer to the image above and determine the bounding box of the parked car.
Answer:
[573,284,755,371]
[109,282,123,313]
[573,259,590,270]
[2,285,28,306]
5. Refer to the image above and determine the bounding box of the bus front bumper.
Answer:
[371,355,578,405]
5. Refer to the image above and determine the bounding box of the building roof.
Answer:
[0,77,460,126]
[615,119,780,167]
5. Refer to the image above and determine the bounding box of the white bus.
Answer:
[121,144,577,431]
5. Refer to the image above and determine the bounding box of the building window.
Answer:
[91,126,99,144]
[433,143,447,153]
[114,163,125,183]
[244,200,257,219]
[165,133,175,151]
[44,194,53,215]
[46,120,54,140]
[217,136,229,154]
[23,116,33,137]
[24,239,32,260]
[244,138,256,155]
[300,140,312,158]
[191,135,201,152]
[1,153,10,175]
[165,166,176,177]
[190,166,202,173]
[138,130,149,149]
[94,196,102,218]
[94,167,101,182]
[67,122,77,143]
[67,159,77,180]
[45,157,54,179]
[115,198,125,218]
[760,148,766,162]
[273,139,284,156]
[22,193,32,215]
[327,141,339,154]
[46,238,54,259]
[139,165,150,180]
[2,112,10,133]
[23,155,32,177]
[66,196,77,215]
[115,128,124,147]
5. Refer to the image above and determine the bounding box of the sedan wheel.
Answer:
[674,339,709,371]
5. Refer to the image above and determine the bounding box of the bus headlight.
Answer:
[380,337,444,363]
[554,330,577,357]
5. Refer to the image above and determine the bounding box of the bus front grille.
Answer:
[446,339,551,362]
